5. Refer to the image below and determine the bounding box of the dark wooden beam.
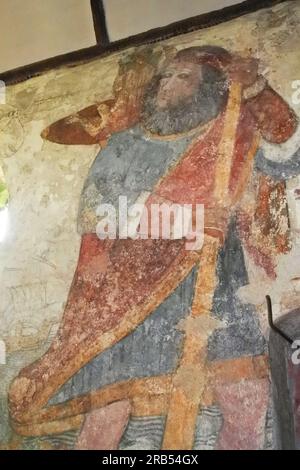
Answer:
[90,0,110,45]
[0,0,288,85]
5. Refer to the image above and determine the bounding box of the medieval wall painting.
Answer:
[1,1,300,450]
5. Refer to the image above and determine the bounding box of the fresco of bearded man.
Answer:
[8,45,300,450]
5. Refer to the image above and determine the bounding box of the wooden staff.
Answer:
[162,81,245,449]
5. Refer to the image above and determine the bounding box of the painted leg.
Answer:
[75,400,131,450]
[215,377,270,450]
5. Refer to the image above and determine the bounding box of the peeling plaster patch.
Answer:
[176,314,226,340]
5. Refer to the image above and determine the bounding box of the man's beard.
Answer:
[141,77,228,136]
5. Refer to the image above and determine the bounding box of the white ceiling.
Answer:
[104,0,242,41]
[0,0,242,73]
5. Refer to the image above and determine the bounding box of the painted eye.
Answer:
[162,72,172,79]
[178,73,190,79]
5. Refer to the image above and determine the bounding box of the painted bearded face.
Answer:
[156,61,204,109]
[141,58,228,136]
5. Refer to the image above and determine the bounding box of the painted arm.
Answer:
[39,47,166,146]
[41,100,115,145]
[236,81,297,277]
[244,81,300,179]
[246,83,298,144]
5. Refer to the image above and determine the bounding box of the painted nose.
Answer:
[162,76,177,92]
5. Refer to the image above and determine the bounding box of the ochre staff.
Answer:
[162,80,260,449]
